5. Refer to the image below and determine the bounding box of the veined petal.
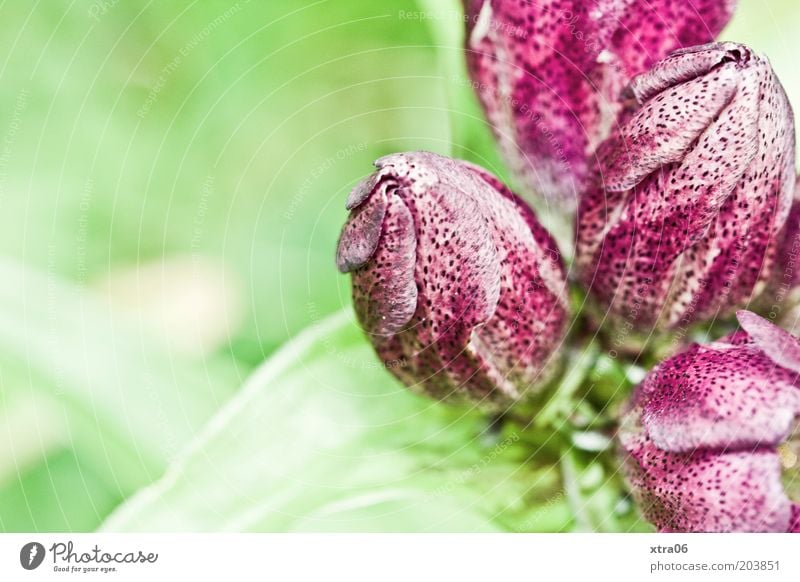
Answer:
[737,310,800,374]
[637,344,800,452]
[463,0,736,207]
[336,176,390,273]
[602,63,740,192]
[577,42,795,330]
[621,409,793,533]
[351,193,418,336]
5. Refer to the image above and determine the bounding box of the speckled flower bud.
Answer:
[336,152,569,407]
[463,0,736,208]
[620,311,800,532]
[763,187,800,328]
[576,42,796,330]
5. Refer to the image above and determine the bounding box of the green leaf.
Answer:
[0,259,238,530]
[0,0,456,361]
[102,310,565,532]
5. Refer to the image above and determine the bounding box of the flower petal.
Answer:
[637,343,800,453]
[620,406,793,533]
[461,162,570,393]
[577,42,795,329]
[612,1,739,81]
[463,0,737,206]
[791,504,800,533]
[351,193,418,336]
[336,178,389,273]
[602,61,740,192]
[737,310,800,374]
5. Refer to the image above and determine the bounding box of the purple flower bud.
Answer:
[576,42,796,330]
[766,187,800,321]
[779,196,800,291]
[336,152,569,406]
[463,0,736,207]
[620,311,800,532]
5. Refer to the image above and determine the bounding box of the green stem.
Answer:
[535,341,600,429]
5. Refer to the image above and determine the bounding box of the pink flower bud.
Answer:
[764,186,800,325]
[336,152,569,406]
[620,311,800,532]
[577,43,796,330]
[464,0,736,207]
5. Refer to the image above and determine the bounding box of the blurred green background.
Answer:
[0,0,798,532]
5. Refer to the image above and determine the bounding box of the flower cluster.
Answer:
[335,1,799,531]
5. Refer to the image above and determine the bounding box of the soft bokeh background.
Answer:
[0,0,798,532]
